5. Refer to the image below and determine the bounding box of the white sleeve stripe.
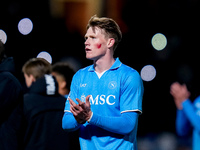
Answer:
[64,110,71,113]
[121,109,142,114]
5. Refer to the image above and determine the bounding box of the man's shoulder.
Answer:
[194,96,200,108]
[0,71,22,89]
[0,71,16,80]
[74,65,93,76]
[80,65,93,71]
[119,63,140,77]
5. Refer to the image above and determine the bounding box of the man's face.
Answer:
[84,27,109,61]
[51,72,66,96]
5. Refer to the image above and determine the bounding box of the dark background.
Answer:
[1,0,200,138]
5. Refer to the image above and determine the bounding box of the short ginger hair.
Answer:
[86,15,122,51]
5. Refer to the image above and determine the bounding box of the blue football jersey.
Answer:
[176,96,200,150]
[64,58,144,150]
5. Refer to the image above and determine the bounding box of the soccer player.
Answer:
[62,15,144,150]
[170,82,200,150]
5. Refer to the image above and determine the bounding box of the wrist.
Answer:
[178,99,189,110]
[87,111,93,123]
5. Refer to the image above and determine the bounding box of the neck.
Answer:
[59,88,69,96]
[93,55,115,73]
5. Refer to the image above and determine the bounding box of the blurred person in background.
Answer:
[62,15,144,150]
[52,61,75,98]
[170,82,200,150]
[0,40,23,126]
[0,58,78,150]
[52,61,80,150]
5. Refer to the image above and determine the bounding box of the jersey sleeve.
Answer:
[64,71,80,112]
[89,111,139,135]
[62,111,81,131]
[176,109,192,136]
[120,70,144,114]
[182,98,200,132]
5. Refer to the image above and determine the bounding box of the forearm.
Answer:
[176,109,192,136]
[62,112,81,132]
[182,99,200,131]
[89,112,138,135]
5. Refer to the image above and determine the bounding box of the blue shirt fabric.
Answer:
[176,96,200,150]
[63,58,144,150]
[64,95,68,99]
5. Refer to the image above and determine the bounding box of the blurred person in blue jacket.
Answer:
[170,82,200,150]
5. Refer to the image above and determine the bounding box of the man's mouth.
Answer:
[85,48,91,52]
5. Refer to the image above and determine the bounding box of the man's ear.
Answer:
[107,38,115,49]
[30,74,36,82]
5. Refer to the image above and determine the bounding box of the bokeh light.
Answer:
[37,51,52,64]
[151,33,167,51]
[18,18,33,35]
[140,65,156,82]
[0,29,7,44]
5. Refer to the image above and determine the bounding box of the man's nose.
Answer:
[85,39,89,46]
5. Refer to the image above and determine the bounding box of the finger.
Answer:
[68,98,77,106]
[69,100,77,108]
[76,98,86,109]
[171,84,181,93]
[170,82,179,87]
[170,88,180,98]
[182,84,188,90]
[70,106,78,116]
[173,82,182,88]
[170,86,178,94]
[170,90,176,97]
[69,99,83,111]
[75,98,82,103]
[70,104,81,114]
[70,100,84,112]
[170,90,174,95]
[85,95,91,105]
[170,84,177,92]
[171,83,180,90]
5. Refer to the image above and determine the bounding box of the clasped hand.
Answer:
[68,95,92,124]
[170,82,190,110]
